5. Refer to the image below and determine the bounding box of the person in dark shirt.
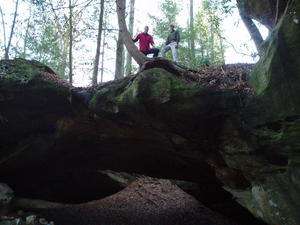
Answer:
[162,25,180,62]
[133,26,160,57]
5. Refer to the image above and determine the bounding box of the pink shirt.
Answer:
[133,32,155,51]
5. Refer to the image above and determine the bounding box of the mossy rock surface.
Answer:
[1,26,300,225]
[0,58,72,166]
[0,58,55,84]
[249,0,300,124]
[89,68,243,133]
[219,1,300,224]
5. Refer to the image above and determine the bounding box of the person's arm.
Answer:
[175,31,180,48]
[165,34,170,45]
[150,35,157,48]
[176,31,180,43]
[132,34,140,42]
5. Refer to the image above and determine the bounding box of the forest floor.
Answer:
[185,63,254,93]
[25,178,236,225]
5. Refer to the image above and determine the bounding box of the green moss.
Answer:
[138,68,171,103]
[116,75,143,105]
[0,58,54,84]
[90,67,241,125]
[90,68,196,112]
[89,77,137,113]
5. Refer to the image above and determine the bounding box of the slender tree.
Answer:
[92,0,105,85]
[2,0,19,59]
[68,0,73,83]
[238,10,263,53]
[236,0,263,53]
[116,0,148,66]
[190,0,195,59]
[47,0,69,77]
[100,29,107,83]
[0,5,7,57]
[114,31,124,79]
[125,0,135,75]
[210,20,215,63]
[47,0,93,78]
[186,21,190,49]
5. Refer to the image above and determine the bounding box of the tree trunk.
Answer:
[114,31,125,80]
[236,0,288,30]
[116,0,149,67]
[190,0,195,59]
[0,6,7,58]
[219,34,225,64]
[92,0,105,85]
[238,10,264,53]
[4,0,19,59]
[68,0,73,84]
[210,18,215,64]
[122,41,125,74]
[187,19,191,51]
[100,30,106,83]
[60,42,69,78]
[125,0,135,75]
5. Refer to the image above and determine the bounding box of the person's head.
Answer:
[169,24,175,31]
[144,26,149,34]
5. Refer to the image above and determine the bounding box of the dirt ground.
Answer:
[34,178,237,225]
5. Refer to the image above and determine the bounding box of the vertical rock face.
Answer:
[220,1,300,225]
[250,0,300,123]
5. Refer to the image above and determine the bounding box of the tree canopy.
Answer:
[0,0,276,85]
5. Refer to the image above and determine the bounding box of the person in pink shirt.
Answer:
[133,26,159,57]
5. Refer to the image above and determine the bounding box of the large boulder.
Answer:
[0,59,263,224]
[3,13,300,222]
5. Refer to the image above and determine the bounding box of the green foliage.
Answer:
[149,0,226,68]
[17,23,68,78]
[220,0,236,15]
[10,0,70,79]
[9,0,98,80]
[196,0,226,65]
[148,0,180,42]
